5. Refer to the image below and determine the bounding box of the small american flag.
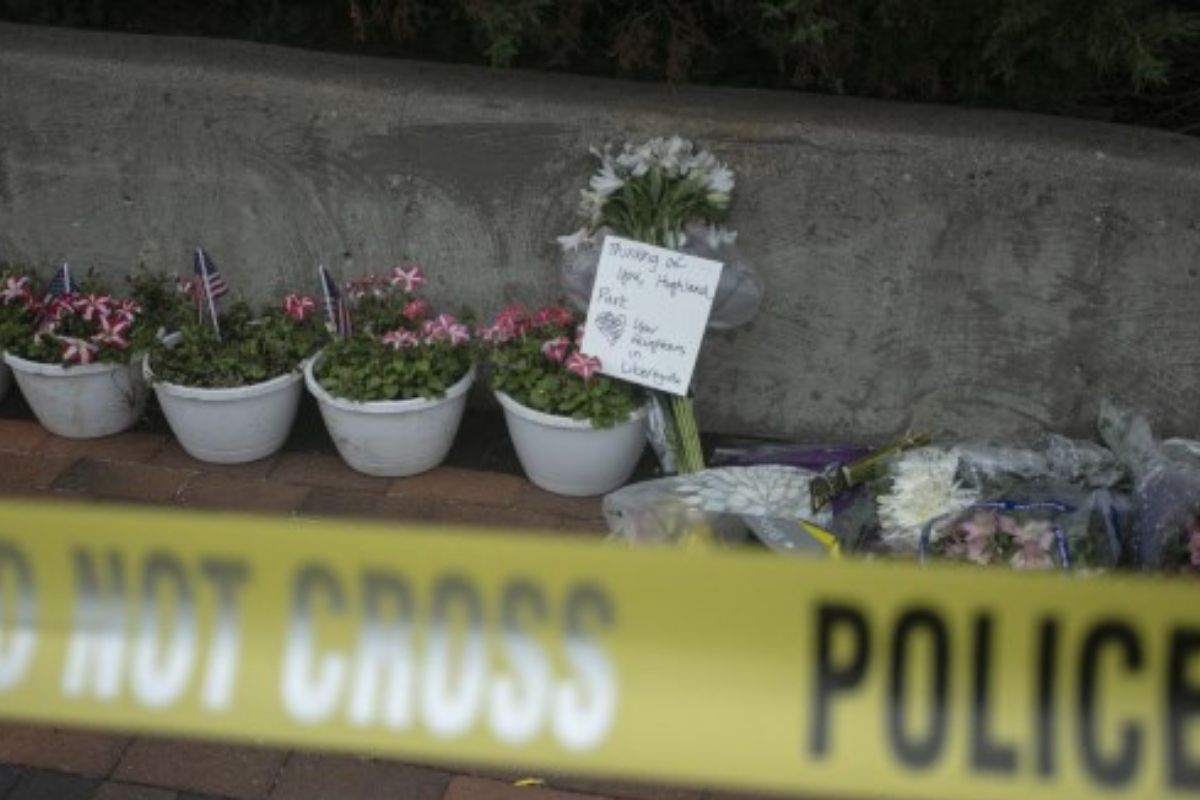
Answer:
[46,262,79,296]
[193,248,228,300]
[319,265,352,338]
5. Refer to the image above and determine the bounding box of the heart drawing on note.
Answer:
[595,312,626,346]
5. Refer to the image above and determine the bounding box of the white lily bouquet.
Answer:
[557,136,764,473]
[558,136,763,330]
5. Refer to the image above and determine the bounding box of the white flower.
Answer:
[660,135,691,174]
[700,225,738,250]
[556,227,591,252]
[706,164,734,194]
[616,144,651,177]
[589,161,624,197]
[686,149,717,176]
[877,449,979,550]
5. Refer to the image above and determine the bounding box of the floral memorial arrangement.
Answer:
[557,136,764,475]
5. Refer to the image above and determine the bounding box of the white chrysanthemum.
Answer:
[877,449,979,550]
[556,227,591,252]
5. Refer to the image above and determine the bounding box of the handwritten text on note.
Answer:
[579,236,722,395]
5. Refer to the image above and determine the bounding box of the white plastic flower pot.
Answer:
[147,360,304,464]
[496,391,648,496]
[304,354,473,477]
[4,351,147,438]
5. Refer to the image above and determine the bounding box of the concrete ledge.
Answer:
[3,22,1200,441]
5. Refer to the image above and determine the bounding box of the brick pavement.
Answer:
[0,416,792,800]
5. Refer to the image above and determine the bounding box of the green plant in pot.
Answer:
[482,302,648,496]
[3,266,158,438]
[0,267,40,404]
[147,294,328,464]
[305,264,477,477]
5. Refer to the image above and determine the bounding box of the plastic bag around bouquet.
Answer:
[917,492,1122,571]
[1099,400,1200,571]
[561,226,765,330]
[951,433,1125,490]
[873,437,1127,556]
[602,465,838,556]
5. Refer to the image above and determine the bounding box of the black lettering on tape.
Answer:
[888,608,949,769]
[1036,618,1060,777]
[0,542,35,691]
[810,603,870,758]
[1077,621,1143,787]
[970,614,1017,774]
[1168,628,1200,789]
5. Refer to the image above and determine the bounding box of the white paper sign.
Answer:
[580,235,723,395]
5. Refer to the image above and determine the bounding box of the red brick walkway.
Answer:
[0,419,783,800]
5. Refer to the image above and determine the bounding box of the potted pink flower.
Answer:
[304,264,476,477]
[4,272,151,438]
[482,303,647,496]
[146,294,328,463]
[0,268,40,403]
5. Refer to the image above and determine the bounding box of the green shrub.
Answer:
[2,0,1196,133]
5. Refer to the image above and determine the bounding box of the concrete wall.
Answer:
[3,22,1200,443]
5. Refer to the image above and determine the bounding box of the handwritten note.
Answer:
[580,235,723,395]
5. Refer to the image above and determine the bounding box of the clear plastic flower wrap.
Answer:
[1098,400,1200,571]
[601,465,837,555]
[871,440,1128,557]
[561,225,764,330]
[917,492,1122,571]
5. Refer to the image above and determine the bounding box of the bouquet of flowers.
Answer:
[872,444,1124,568]
[556,136,765,475]
[558,136,763,330]
[314,264,474,402]
[481,302,641,428]
[922,502,1073,570]
[1100,400,1200,572]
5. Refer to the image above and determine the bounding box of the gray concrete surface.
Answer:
[3,21,1200,443]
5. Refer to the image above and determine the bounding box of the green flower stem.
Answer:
[666,392,705,474]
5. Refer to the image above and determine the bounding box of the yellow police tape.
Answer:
[0,499,1197,799]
